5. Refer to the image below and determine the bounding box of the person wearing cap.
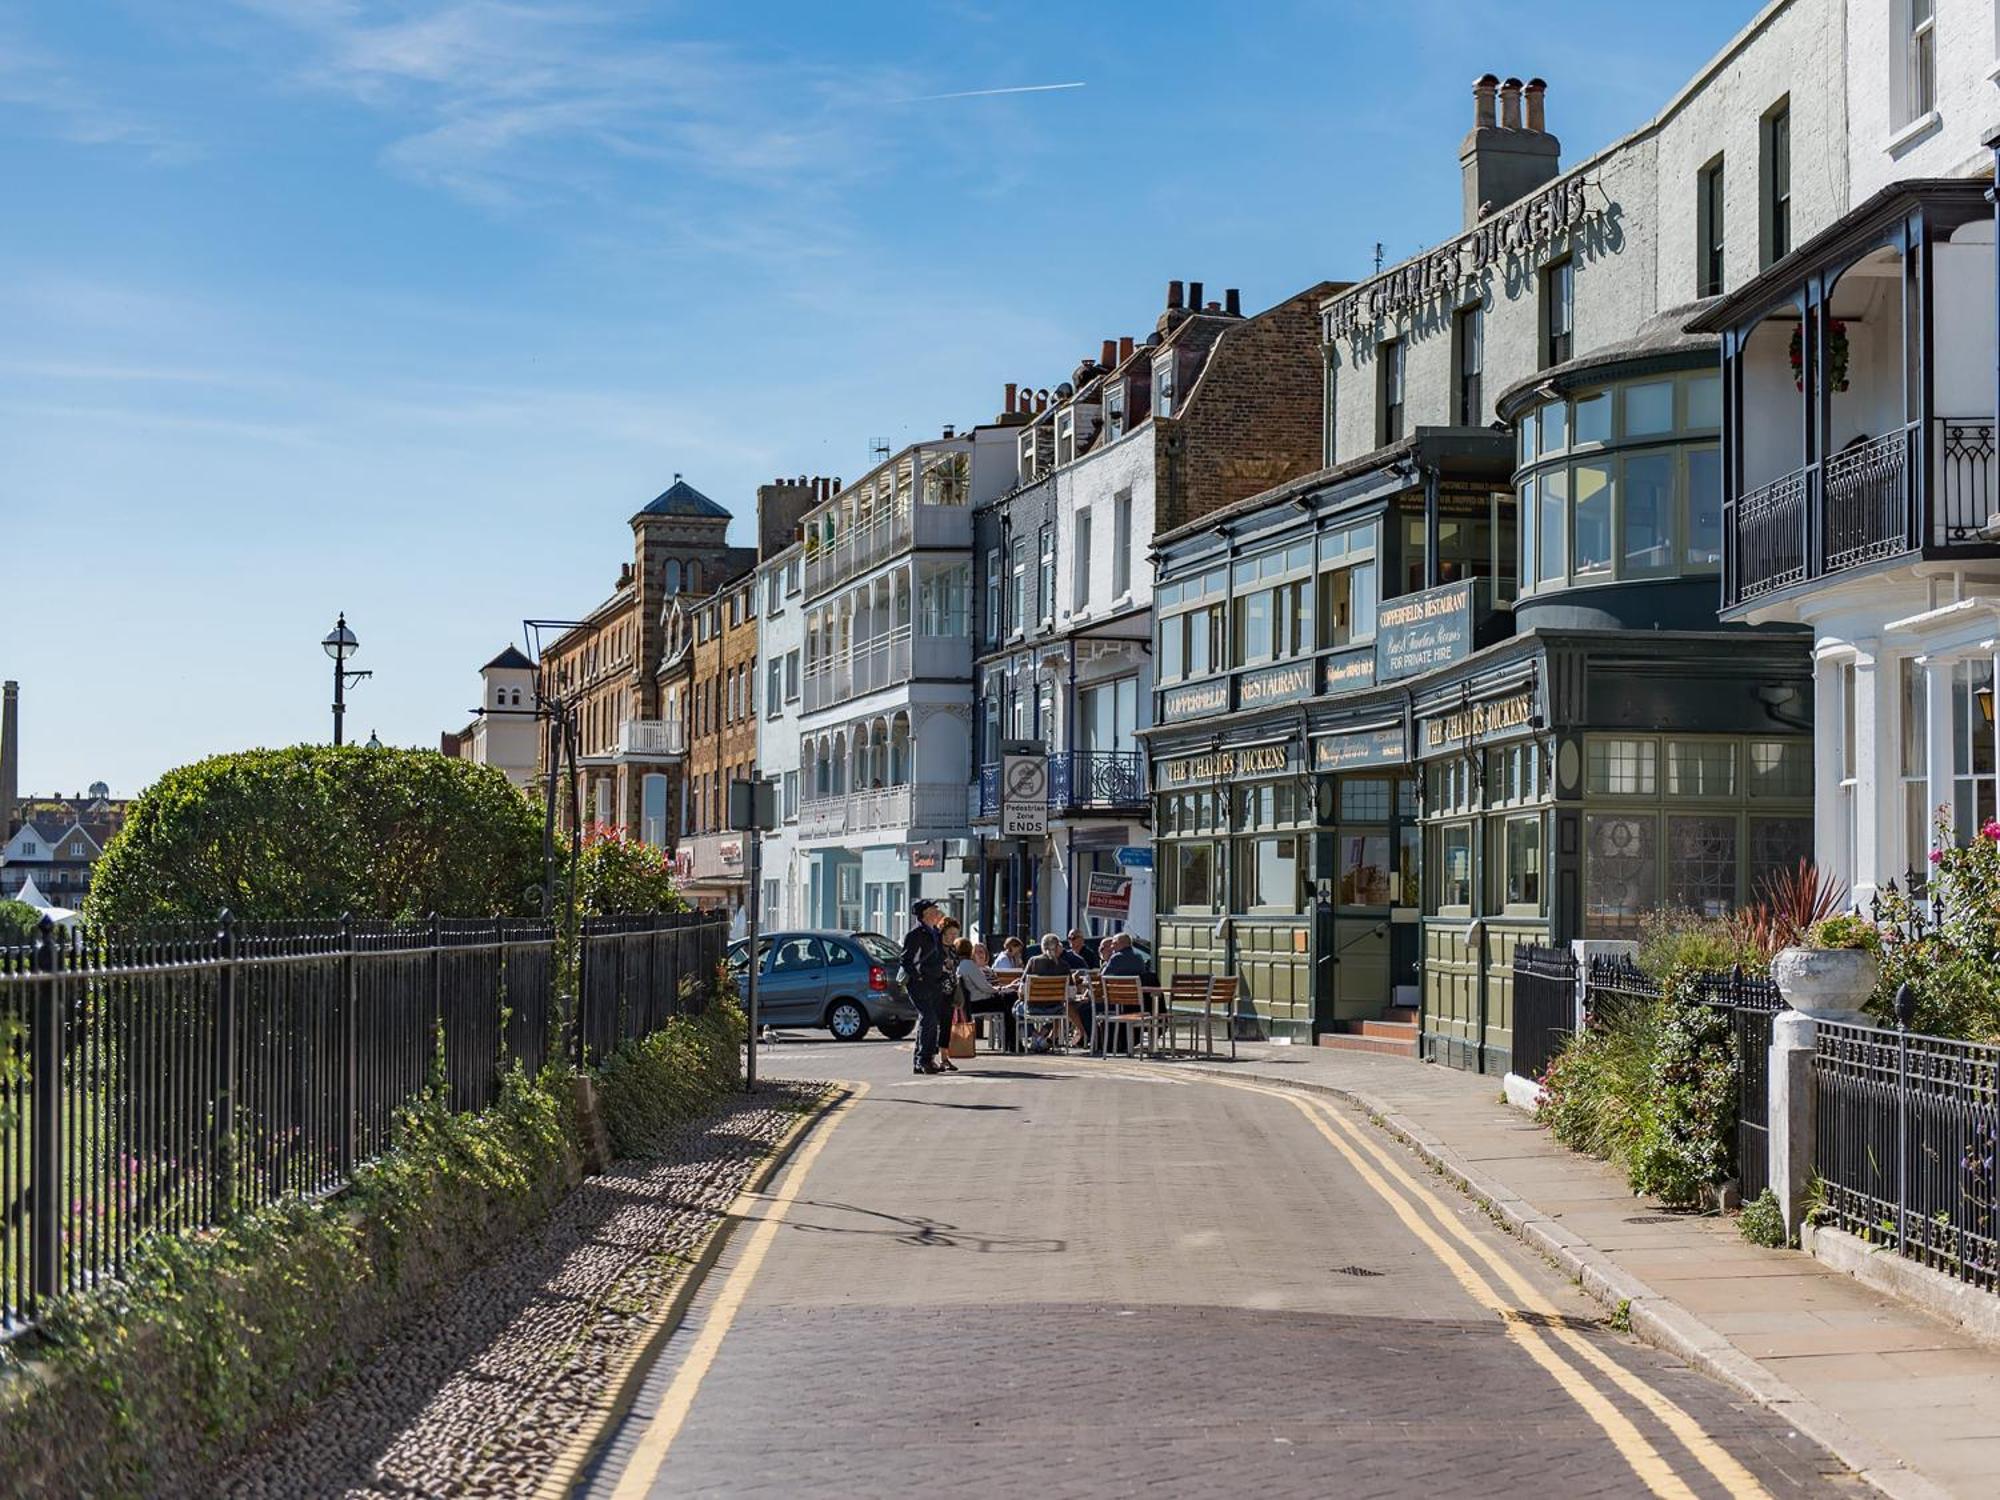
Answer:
[899,899,951,1075]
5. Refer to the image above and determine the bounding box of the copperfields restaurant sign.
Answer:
[1323,176,1594,340]
[1161,743,1292,785]
[1376,579,1486,682]
[1237,660,1313,710]
[1159,677,1230,723]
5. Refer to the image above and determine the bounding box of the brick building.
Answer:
[677,568,762,911]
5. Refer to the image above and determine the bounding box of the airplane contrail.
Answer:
[896,81,1086,103]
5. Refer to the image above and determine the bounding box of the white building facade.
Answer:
[755,541,806,928]
[1703,0,1999,904]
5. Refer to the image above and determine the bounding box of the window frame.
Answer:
[1379,337,1406,445]
[1542,258,1574,368]
[1697,156,1726,297]
[1454,303,1484,427]
[1761,99,1791,268]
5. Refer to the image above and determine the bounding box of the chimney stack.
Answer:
[3,682,20,839]
[1118,336,1134,363]
[1100,338,1117,368]
[1187,280,1204,312]
[1459,72,1560,231]
[942,423,955,438]
[1224,288,1242,317]
[1166,279,1183,310]
[1004,381,1017,413]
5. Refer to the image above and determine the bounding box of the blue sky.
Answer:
[4,0,1756,796]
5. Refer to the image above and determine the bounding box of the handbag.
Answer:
[947,1005,977,1060]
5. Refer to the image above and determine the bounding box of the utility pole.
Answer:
[729,777,777,1092]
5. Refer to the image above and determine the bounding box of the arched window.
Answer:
[510,688,522,707]
[664,559,682,594]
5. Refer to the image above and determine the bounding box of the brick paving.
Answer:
[215,1081,831,1500]
[587,1040,1857,1498]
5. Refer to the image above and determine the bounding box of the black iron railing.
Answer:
[1938,418,1997,544]
[1813,1019,2000,1292]
[1734,471,1810,601]
[1510,944,1577,1083]
[0,908,722,1336]
[975,750,1148,817]
[1692,967,1783,1202]
[1823,431,1909,572]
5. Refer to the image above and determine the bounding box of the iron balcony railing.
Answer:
[974,751,1148,818]
[1730,418,1996,605]
[0,909,724,1336]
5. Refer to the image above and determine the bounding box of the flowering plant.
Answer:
[1788,318,1850,393]
[1875,809,2000,1040]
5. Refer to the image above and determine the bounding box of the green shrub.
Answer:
[569,823,688,917]
[596,995,745,1158]
[1539,993,1661,1167]
[0,900,40,945]
[1875,814,2000,1040]
[1738,1188,1789,1248]
[1627,971,1737,1207]
[85,745,545,925]
[1807,913,1880,951]
[1636,907,1764,979]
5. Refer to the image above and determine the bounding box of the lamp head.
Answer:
[323,614,359,662]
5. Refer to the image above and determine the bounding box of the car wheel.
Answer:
[875,1018,914,1041]
[825,998,871,1042]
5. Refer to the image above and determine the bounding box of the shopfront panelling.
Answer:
[1422,920,1479,1069]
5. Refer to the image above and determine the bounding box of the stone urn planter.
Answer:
[1771,945,1879,1023]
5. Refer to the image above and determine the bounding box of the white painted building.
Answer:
[1702,0,1999,903]
[459,646,541,793]
[795,429,1016,935]
[754,540,806,928]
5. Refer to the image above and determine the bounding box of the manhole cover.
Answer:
[1331,1264,1385,1277]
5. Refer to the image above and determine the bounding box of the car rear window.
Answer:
[854,933,900,966]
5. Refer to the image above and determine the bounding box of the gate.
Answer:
[1510,944,1578,1083]
[1693,968,1783,1200]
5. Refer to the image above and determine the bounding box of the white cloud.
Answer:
[0,30,194,161]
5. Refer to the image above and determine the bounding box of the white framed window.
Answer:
[766,658,782,716]
[984,547,1003,642]
[1952,659,1997,844]
[785,648,800,701]
[1379,337,1406,444]
[1113,491,1133,598]
[1073,509,1093,614]
[1907,0,1938,124]
[1055,408,1076,467]
[1900,657,1930,876]
[1543,259,1574,366]
[1154,353,1177,420]
[1037,523,1055,625]
[1104,383,1125,442]
[783,769,799,820]
[1454,305,1484,426]
[1697,157,1725,297]
[1761,100,1791,268]
[1009,537,1028,634]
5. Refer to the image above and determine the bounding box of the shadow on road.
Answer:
[786,1198,1066,1254]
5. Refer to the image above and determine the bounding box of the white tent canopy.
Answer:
[10,875,80,926]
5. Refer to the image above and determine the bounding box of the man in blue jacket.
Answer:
[899,899,950,1075]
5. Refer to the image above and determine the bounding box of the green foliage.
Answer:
[0,900,41,945]
[596,995,745,1158]
[1539,968,1738,1210]
[1807,913,1880,952]
[1635,907,1765,980]
[1738,1188,1790,1248]
[85,745,544,925]
[569,823,689,917]
[1875,814,2000,1040]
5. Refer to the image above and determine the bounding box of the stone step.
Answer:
[1318,1028,1420,1058]
[1358,1018,1419,1041]
[1382,1005,1419,1025]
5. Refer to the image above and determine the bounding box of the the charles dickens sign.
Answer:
[1423,689,1536,751]
[1162,744,1292,785]
[1323,176,1594,340]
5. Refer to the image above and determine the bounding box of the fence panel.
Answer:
[1690,968,1783,1202]
[0,907,725,1336]
[1814,1020,2000,1292]
[1510,945,1577,1083]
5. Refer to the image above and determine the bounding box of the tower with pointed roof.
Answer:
[631,474,743,721]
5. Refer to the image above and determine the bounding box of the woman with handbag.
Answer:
[953,938,1017,1055]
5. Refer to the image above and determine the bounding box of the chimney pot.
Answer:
[1225,288,1242,317]
[1524,77,1547,133]
[1100,338,1117,367]
[1500,77,1523,130]
[1005,381,1017,410]
[1472,73,1499,129]
[1166,279,1183,309]
[942,423,955,438]
[834,477,842,493]
[1119,335,1134,362]
[1188,280,1204,310]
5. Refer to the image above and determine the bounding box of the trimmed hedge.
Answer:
[85,745,545,925]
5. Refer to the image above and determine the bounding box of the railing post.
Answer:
[1768,1009,1818,1243]
[339,912,357,1178]
[28,916,61,1304]
[213,909,238,1224]
[573,915,589,1069]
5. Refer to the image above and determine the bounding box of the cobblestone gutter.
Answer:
[216,1080,833,1500]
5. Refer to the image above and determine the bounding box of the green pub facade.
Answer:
[1146,62,1831,1067]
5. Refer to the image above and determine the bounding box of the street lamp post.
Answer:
[322,614,371,747]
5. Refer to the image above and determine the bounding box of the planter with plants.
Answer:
[1772,914,1882,1023]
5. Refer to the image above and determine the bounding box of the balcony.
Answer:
[617,718,686,758]
[803,500,971,599]
[801,626,972,714]
[1695,180,1997,613]
[973,750,1149,819]
[797,783,967,844]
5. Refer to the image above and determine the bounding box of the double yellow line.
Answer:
[1203,1072,1768,1500]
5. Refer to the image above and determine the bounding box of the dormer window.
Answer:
[1104,383,1126,442]
[1018,427,1038,483]
[1055,409,1076,467]
[1154,354,1177,419]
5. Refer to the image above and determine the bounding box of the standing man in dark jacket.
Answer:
[900,899,950,1075]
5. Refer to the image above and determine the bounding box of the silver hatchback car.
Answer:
[725,930,919,1041]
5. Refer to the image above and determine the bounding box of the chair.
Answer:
[1093,975,1162,1056]
[1167,973,1212,1056]
[1018,974,1071,1053]
[1205,974,1243,1060]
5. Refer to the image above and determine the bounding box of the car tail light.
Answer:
[868,965,888,992]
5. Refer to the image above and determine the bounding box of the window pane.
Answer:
[1573,390,1611,445]
[1338,833,1391,906]
[1340,778,1392,821]
[1573,463,1612,578]
[1686,449,1722,566]
[1750,816,1814,900]
[1540,398,1569,455]
[1585,813,1657,937]
[1900,658,1926,778]
[1747,740,1811,797]
[1440,825,1473,908]
[1667,740,1736,796]
[1622,452,1674,572]
[1518,408,1537,466]
[1587,737,1658,795]
[1538,470,1568,584]
[1667,814,1738,917]
[1625,381,1674,436]
[1174,843,1212,910]
[1505,815,1543,908]
[1687,374,1722,428]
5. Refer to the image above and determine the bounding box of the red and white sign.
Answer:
[1084,872,1131,919]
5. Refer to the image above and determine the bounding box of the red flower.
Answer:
[1982,820,2000,843]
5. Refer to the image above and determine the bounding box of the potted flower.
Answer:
[1771,913,1881,1022]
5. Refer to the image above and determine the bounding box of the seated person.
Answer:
[955,938,1018,1051]
[1017,933,1071,1051]
[1060,928,1098,972]
[1101,931,1158,987]
[992,936,1027,973]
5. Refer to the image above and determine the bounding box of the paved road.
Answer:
[586,1038,1861,1499]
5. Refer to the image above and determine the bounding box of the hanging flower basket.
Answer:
[1789,319,1850,393]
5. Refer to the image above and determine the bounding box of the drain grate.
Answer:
[1331,1264,1385,1278]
